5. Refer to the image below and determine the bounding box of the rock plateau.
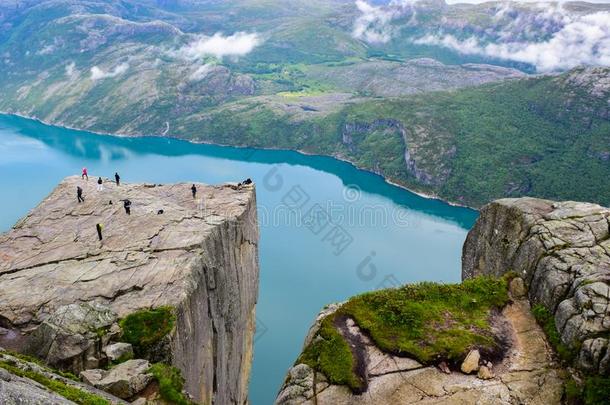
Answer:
[0,176,259,404]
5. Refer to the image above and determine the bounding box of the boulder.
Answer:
[25,302,117,372]
[509,277,527,298]
[460,349,480,374]
[81,359,152,399]
[477,365,494,380]
[438,361,451,374]
[105,343,134,363]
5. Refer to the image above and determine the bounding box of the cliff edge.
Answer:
[277,197,610,404]
[463,197,610,375]
[0,176,259,404]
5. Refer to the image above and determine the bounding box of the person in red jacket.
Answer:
[82,167,88,180]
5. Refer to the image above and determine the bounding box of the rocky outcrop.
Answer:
[0,176,259,404]
[0,367,76,405]
[104,343,133,363]
[81,359,152,399]
[25,302,119,373]
[276,294,564,404]
[0,348,128,404]
[463,197,610,375]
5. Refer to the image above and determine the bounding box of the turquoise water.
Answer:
[0,114,478,404]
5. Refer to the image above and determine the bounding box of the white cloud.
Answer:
[177,32,261,60]
[90,63,129,80]
[65,62,78,78]
[354,0,610,71]
[415,11,610,72]
[352,0,419,44]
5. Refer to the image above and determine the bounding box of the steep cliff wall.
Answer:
[462,197,610,375]
[0,176,259,404]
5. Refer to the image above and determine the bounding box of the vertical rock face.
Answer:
[462,197,610,375]
[0,176,259,404]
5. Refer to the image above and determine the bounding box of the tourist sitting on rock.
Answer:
[97,177,104,191]
[191,184,197,198]
[77,186,84,203]
[123,199,131,215]
[243,178,253,185]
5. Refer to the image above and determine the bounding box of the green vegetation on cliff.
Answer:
[149,363,195,405]
[119,306,176,356]
[532,304,578,364]
[299,276,510,392]
[532,305,610,405]
[0,360,110,405]
[175,69,609,208]
[298,315,361,390]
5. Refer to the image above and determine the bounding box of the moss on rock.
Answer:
[149,363,195,405]
[0,360,110,405]
[119,306,175,357]
[299,276,511,392]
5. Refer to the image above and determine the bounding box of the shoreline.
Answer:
[0,111,477,211]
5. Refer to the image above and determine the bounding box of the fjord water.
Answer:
[0,114,477,404]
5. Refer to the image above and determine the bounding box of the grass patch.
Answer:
[119,306,175,357]
[584,376,610,405]
[564,375,582,403]
[149,363,194,405]
[0,360,109,405]
[531,305,610,405]
[4,351,78,381]
[300,276,510,392]
[531,304,577,363]
[298,316,362,391]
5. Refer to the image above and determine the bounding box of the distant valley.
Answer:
[0,0,609,207]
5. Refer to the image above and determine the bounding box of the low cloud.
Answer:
[353,0,610,71]
[177,32,261,60]
[415,11,610,72]
[352,0,418,44]
[90,63,129,80]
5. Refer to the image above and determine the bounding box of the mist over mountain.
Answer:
[353,0,610,71]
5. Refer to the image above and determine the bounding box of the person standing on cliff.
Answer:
[77,186,84,203]
[115,172,120,186]
[96,223,103,241]
[82,167,88,181]
[97,177,104,192]
[123,199,131,215]
[191,184,197,199]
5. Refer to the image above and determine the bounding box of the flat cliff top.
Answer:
[0,175,256,327]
